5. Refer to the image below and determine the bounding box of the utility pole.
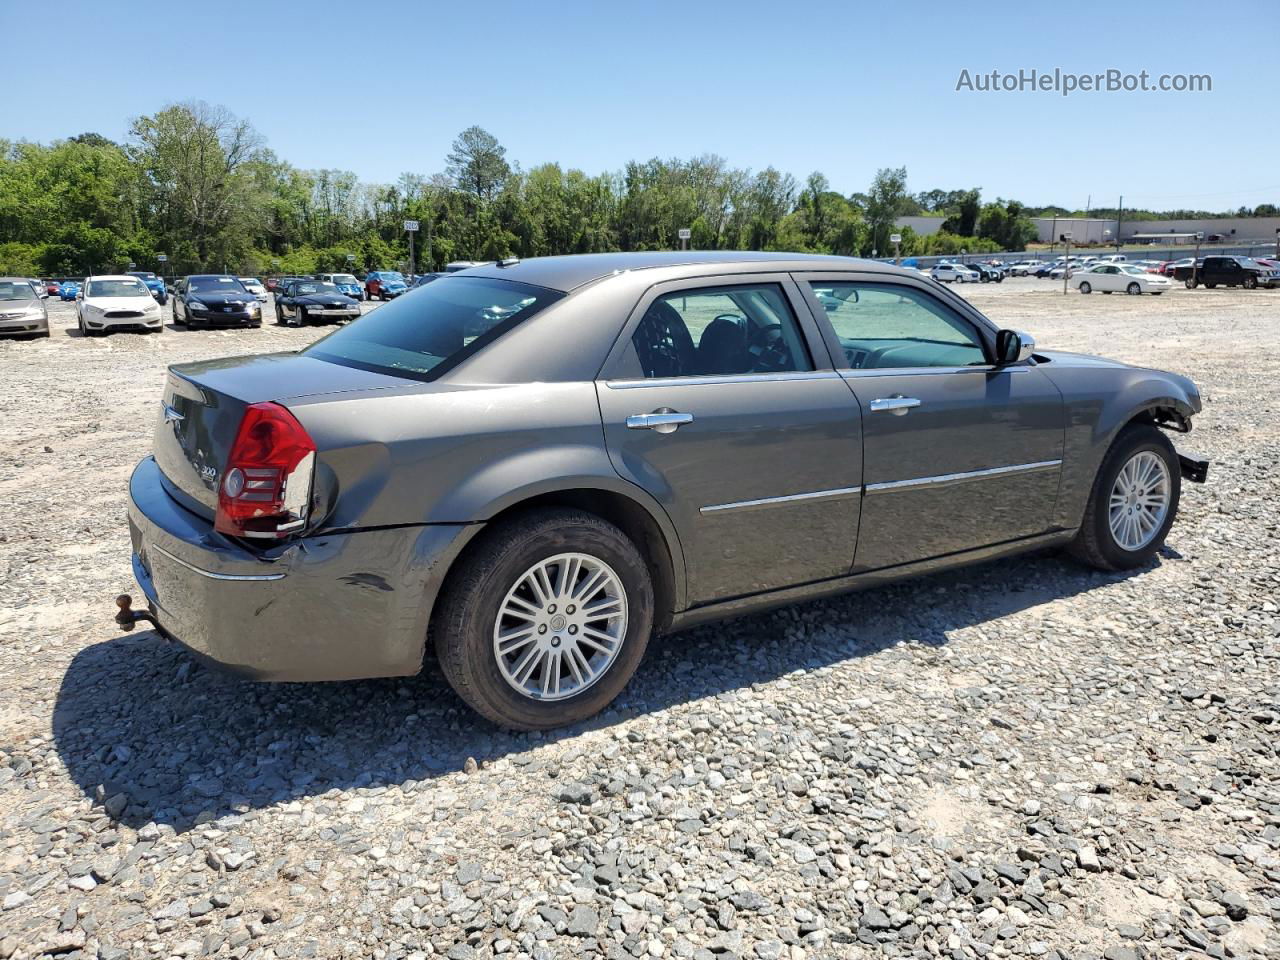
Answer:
[1116,195,1123,251]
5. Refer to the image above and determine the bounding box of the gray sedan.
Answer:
[0,277,50,337]
[124,252,1207,729]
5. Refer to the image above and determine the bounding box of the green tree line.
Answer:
[1,100,1066,277]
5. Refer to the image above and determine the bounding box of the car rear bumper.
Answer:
[126,456,481,681]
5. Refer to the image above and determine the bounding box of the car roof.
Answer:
[84,274,146,281]
[458,251,904,292]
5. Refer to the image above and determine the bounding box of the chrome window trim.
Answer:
[865,459,1062,494]
[151,544,286,582]
[606,370,842,390]
[838,365,1029,378]
[700,485,863,514]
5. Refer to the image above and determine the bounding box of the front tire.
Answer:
[1243,276,1257,289]
[433,509,654,730]
[1185,278,1198,289]
[1068,424,1181,571]
[1126,282,1141,295]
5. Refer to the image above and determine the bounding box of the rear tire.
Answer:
[1068,424,1180,571]
[1079,282,1092,294]
[433,508,654,730]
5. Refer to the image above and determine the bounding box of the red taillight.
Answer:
[214,402,316,539]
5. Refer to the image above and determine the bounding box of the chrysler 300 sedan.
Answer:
[124,252,1207,729]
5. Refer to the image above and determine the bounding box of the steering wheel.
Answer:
[748,323,792,372]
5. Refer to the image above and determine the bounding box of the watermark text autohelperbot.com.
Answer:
[956,68,1211,96]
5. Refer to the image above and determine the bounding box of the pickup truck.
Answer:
[1174,255,1280,290]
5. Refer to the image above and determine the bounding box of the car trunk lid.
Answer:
[152,352,414,518]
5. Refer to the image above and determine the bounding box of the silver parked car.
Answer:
[0,277,50,337]
[123,252,1207,729]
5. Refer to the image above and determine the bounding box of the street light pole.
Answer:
[1062,233,1072,295]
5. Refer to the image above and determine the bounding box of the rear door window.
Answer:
[629,283,812,379]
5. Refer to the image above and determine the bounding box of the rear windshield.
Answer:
[306,276,563,382]
[331,274,357,284]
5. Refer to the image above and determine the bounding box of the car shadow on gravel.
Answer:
[52,549,1148,832]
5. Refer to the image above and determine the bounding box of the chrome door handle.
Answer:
[869,396,922,415]
[626,410,694,433]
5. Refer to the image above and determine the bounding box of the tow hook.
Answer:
[114,594,158,632]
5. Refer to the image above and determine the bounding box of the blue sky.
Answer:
[3,0,1275,211]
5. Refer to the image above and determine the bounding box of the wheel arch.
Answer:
[433,481,686,637]
[1051,370,1199,532]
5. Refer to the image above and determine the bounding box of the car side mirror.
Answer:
[996,329,1035,365]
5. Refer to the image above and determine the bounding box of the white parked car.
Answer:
[238,277,269,301]
[1008,260,1041,276]
[931,263,980,283]
[1098,254,1128,263]
[77,275,164,335]
[1073,263,1171,296]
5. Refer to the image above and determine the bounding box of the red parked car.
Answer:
[45,280,60,296]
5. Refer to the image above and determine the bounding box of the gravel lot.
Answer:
[1,281,1277,960]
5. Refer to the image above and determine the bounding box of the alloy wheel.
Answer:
[493,552,627,701]
[1108,451,1170,551]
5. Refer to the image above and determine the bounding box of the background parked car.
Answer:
[317,272,364,301]
[1175,256,1278,289]
[967,262,1003,283]
[77,275,164,335]
[0,276,50,337]
[1073,264,1171,295]
[44,279,60,296]
[172,275,263,328]
[126,271,169,305]
[274,278,362,326]
[238,277,269,301]
[931,263,980,283]
[58,280,80,301]
[411,272,446,288]
[364,270,408,300]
